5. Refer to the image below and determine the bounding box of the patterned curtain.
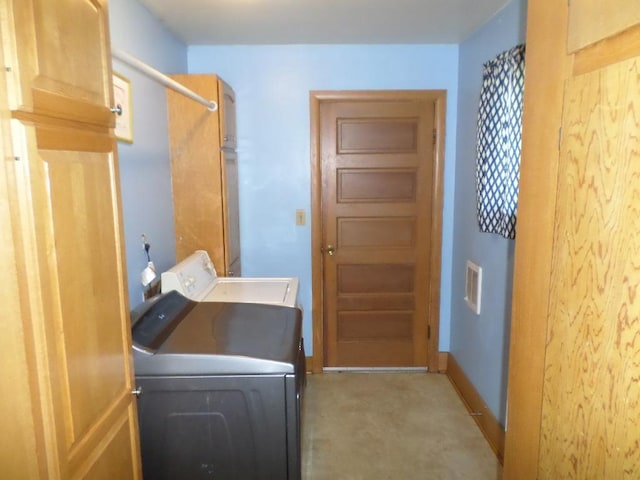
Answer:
[476,44,526,239]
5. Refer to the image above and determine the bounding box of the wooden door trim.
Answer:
[503,1,568,477]
[310,90,446,373]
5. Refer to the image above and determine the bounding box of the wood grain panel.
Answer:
[338,312,413,340]
[338,169,417,202]
[539,55,640,479]
[568,0,640,52]
[47,149,129,448]
[338,217,415,248]
[339,264,414,294]
[337,118,418,153]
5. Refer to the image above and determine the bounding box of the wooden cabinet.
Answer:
[504,0,640,478]
[1,1,141,478]
[167,74,241,276]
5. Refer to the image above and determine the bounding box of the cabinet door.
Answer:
[8,120,141,479]
[222,150,242,276]
[219,79,237,149]
[3,0,113,126]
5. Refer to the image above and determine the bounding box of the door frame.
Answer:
[309,90,447,373]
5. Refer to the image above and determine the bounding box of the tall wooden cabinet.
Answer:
[167,74,241,276]
[504,0,640,478]
[1,1,141,478]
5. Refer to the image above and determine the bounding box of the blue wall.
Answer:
[188,45,460,354]
[109,0,188,306]
[450,0,527,425]
[108,0,525,427]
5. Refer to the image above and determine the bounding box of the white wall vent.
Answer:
[465,260,482,315]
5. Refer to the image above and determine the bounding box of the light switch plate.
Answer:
[296,209,306,226]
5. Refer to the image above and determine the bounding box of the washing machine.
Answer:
[161,250,299,307]
[131,290,305,480]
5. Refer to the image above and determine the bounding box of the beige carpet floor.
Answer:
[301,372,502,480]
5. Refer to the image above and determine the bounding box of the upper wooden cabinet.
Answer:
[1,0,142,478]
[167,74,242,276]
[3,0,114,126]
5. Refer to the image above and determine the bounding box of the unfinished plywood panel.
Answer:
[540,55,640,479]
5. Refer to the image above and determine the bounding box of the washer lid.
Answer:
[132,291,302,376]
[206,277,300,307]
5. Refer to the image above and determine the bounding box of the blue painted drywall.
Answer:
[188,45,459,355]
[450,0,527,425]
[109,0,187,307]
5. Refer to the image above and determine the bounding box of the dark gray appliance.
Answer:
[131,291,305,480]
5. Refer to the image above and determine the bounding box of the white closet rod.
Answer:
[112,49,218,112]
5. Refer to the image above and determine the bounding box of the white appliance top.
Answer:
[161,250,299,308]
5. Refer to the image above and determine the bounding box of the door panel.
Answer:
[338,217,416,248]
[75,405,139,479]
[10,120,140,478]
[320,96,436,367]
[539,54,640,479]
[337,118,418,153]
[45,148,129,449]
[338,169,417,202]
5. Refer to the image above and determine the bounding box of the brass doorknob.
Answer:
[326,245,335,256]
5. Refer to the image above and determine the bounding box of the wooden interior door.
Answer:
[505,0,640,477]
[316,92,444,369]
